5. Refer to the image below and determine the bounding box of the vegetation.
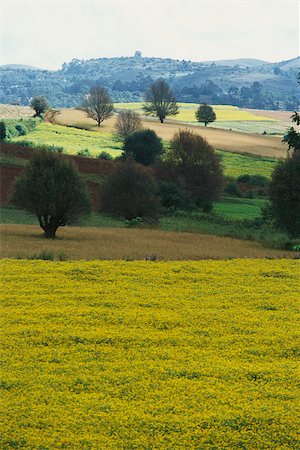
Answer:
[268,151,300,237]
[283,112,300,155]
[162,130,224,210]
[11,151,91,238]
[195,103,216,126]
[114,109,142,139]
[102,160,160,220]
[123,129,164,166]
[1,259,299,447]
[30,96,49,117]
[0,117,39,140]
[143,79,179,123]
[80,86,114,126]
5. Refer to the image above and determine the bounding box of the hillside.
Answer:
[0,54,298,109]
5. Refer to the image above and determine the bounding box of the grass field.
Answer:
[52,109,287,158]
[1,259,299,448]
[0,223,291,260]
[9,122,279,177]
[0,104,34,119]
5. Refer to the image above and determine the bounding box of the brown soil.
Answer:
[0,224,291,260]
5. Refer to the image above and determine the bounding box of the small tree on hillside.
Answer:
[81,86,114,126]
[102,161,160,220]
[195,103,216,127]
[30,96,49,117]
[165,129,223,210]
[115,110,143,139]
[123,129,164,166]
[143,79,179,123]
[11,151,91,238]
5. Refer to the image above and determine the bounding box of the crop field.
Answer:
[11,122,122,157]
[0,224,291,260]
[1,259,299,449]
[214,197,266,220]
[52,109,287,158]
[217,150,277,178]
[0,104,34,119]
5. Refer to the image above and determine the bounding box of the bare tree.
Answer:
[143,79,179,123]
[115,110,143,139]
[81,86,114,126]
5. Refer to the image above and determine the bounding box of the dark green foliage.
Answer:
[123,129,164,166]
[77,148,91,157]
[11,151,91,238]
[30,96,49,116]
[237,174,269,187]
[158,181,185,209]
[268,151,300,237]
[164,130,224,210]
[0,118,39,140]
[195,103,216,127]
[102,160,161,219]
[283,112,300,155]
[143,79,179,123]
[97,151,113,160]
[224,180,241,197]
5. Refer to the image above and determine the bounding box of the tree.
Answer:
[195,103,216,127]
[268,151,300,237]
[81,86,114,126]
[11,151,91,239]
[143,78,179,123]
[102,160,160,220]
[30,96,49,117]
[114,110,143,139]
[123,129,164,166]
[165,130,223,210]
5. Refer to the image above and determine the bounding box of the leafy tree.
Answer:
[143,79,178,123]
[115,110,142,139]
[283,112,300,155]
[11,151,91,238]
[81,86,114,126]
[158,181,184,210]
[195,103,216,127]
[123,129,163,166]
[102,161,161,220]
[165,130,223,210]
[268,151,300,237]
[30,96,49,117]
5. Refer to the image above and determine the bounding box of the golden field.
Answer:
[1,259,299,449]
[0,224,292,260]
[52,109,287,158]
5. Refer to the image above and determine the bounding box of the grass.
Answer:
[217,150,277,178]
[11,122,122,157]
[1,259,299,448]
[214,197,266,220]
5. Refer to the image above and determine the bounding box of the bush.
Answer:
[123,129,164,166]
[97,151,113,160]
[102,160,161,219]
[268,151,300,237]
[77,149,91,157]
[224,179,241,196]
[30,96,49,117]
[158,181,185,209]
[165,130,224,210]
[237,174,269,187]
[15,123,28,136]
[115,110,142,139]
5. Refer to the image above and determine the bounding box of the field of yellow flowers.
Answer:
[1,259,299,449]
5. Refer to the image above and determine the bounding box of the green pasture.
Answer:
[217,150,277,178]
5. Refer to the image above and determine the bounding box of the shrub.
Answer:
[15,123,28,136]
[115,110,142,139]
[30,96,49,117]
[268,151,300,237]
[237,174,269,187]
[165,130,224,210]
[224,179,241,197]
[97,151,113,160]
[102,160,161,219]
[123,129,164,166]
[77,149,91,157]
[158,181,185,209]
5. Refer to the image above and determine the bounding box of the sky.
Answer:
[1,0,299,70]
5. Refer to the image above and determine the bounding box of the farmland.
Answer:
[51,108,288,158]
[1,259,299,449]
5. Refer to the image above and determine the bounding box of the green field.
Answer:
[11,122,122,157]
[9,123,278,179]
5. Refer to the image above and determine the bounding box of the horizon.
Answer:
[1,1,299,70]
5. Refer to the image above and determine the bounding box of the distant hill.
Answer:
[0,54,298,109]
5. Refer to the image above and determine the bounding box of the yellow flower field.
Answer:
[1,259,299,449]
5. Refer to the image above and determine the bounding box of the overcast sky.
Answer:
[1,0,299,70]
